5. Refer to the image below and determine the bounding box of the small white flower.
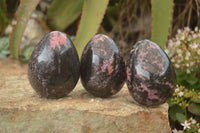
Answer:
[177,49,182,54]
[165,49,169,55]
[172,128,178,133]
[181,120,191,130]
[12,20,17,25]
[176,40,181,46]
[168,39,174,47]
[186,51,191,56]
[190,62,195,66]
[177,29,181,34]
[185,55,189,60]
[177,59,182,63]
[191,43,198,49]
[189,44,193,48]
[178,91,184,97]
[175,88,179,92]
[175,64,180,68]
[185,27,190,31]
[198,128,200,133]
[193,34,197,39]
[191,119,196,124]
[186,69,191,74]
[198,49,200,55]
[180,35,185,40]
[195,27,198,32]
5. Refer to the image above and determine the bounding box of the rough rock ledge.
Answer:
[0,58,171,133]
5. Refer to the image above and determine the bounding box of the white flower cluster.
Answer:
[166,27,200,74]
[174,87,184,97]
[172,118,200,133]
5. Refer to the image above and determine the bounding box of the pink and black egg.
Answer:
[28,31,80,99]
[126,40,176,106]
[80,34,126,98]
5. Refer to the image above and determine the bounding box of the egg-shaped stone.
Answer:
[126,40,176,106]
[80,34,126,98]
[28,31,80,99]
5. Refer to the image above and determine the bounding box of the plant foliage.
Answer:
[47,0,83,31]
[9,0,40,60]
[0,0,10,33]
[74,0,109,57]
[151,0,173,49]
[0,37,10,58]
[167,27,200,132]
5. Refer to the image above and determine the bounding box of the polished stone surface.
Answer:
[81,34,126,98]
[28,31,80,98]
[126,40,176,106]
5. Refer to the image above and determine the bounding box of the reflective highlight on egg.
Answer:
[126,40,176,106]
[28,31,80,99]
[80,34,126,98]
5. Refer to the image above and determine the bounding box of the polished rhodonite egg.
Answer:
[80,34,126,98]
[28,31,80,99]
[126,40,176,106]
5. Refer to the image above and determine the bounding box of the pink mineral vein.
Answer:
[92,35,106,44]
[140,83,159,99]
[126,67,131,82]
[101,58,114,73]
[50,31,67,50]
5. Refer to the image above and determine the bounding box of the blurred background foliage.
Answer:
[1,0,199,60]
[0,0,200,59]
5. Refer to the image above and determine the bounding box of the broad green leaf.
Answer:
[195,115,200,121]
[186,75,199,85]
[0,0,10,32]
[0,37,9,50]
[188,102,200,116]
[192,98,200,104]
[151,0,173,49]
[75,0,109,57]
[169,105,184,121]
[20,47,34,63]
[9,0,40,59]
[0,37,10,58]
[176,112,186,123]
[47,0,83,30]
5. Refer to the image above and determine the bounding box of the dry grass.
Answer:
[110,0,151,59]
[172,0,200,37]
[108,0,200,59]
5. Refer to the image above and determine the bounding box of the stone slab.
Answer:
[0,58,171,133]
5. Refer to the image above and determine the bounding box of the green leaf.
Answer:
[0,37,9,50]
[0,37,10,58]
[74,0,109,57]
[23,47,34,60]
[151,0,173,49]
[47,0,83,30]
[169,105,184,121]
[186,75,199,85]
[167,99,173,107]
[1,50,10,55]
[176,112,186,123]
[188,102,200,116]
[195,115,200,122]
[9,0,40,60]
[192,98,200,104]
[0,0,10,32]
